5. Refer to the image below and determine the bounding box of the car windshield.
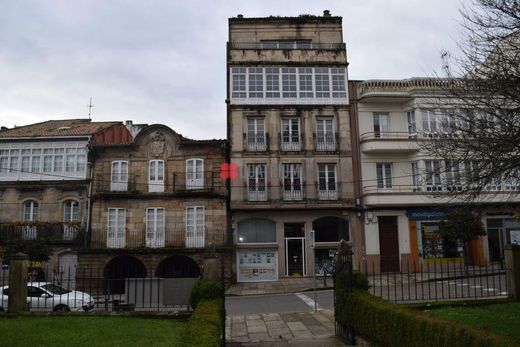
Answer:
[40,284,72,295]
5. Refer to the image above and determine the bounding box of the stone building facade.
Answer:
[0,119,132,283]
[227,12,363,282]
[80,124,231,288]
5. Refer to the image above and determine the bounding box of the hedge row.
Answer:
[337,292,516,347]
[180,299,222,347]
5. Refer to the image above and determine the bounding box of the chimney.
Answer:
[323,10,331,17]
[237,14,243,19]
[125,120,133,127]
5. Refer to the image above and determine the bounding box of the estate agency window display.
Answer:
[237,250,278,282]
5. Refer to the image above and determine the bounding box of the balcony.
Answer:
[357,78,450,101]
[0,222,83,244]
[247,189,267,202]
[315,133,338,152]
[94,172,224,196]
[280,133,303,152]
[282,187,304,201]
[317,183,338,200]
[91,228,227,249]
[359,132,420,153]
[245,133,268,152]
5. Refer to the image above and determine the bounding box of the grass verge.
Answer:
[0,315,185,347]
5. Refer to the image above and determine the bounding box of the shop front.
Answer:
[486,217,520,262]
[407,208,483,266]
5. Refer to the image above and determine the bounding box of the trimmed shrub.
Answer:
[189,280,223,309]
[181,299,222,347]
[336,292,515,347]
[352,270,369,291]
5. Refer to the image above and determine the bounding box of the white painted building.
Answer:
[354,79,520,273]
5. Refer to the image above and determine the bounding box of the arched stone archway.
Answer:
[103,255,147,294]
[155,255,200,278]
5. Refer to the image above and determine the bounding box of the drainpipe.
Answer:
[85,143,94,248]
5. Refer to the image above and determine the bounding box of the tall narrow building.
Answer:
[227,11,362,282]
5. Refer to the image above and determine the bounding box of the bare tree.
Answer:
[423,0,520,201]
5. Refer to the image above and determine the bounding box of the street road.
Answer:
[226,289,334,315]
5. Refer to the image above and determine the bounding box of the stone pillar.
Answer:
[505,246,520,300]
[203,256,220,281]
[8,253,28,313]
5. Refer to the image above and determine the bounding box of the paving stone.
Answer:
[245,314,262,320]
[286,321,308,332]
[232,315,246,322]
[248,333,272,342]
[263,313,282,321]
[266,320,287,329]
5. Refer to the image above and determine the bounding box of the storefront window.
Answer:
[421,222,462,258]
[314,249,335,276]
[237,218,276,243]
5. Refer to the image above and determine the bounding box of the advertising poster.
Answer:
[237,250,277,282]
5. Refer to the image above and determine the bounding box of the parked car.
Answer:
[0,282,95,312]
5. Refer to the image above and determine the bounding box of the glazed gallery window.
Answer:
[407,110,417,134]
[376,163,393,188]
[186,206,204,248]
[247,164,267,201]
[146,207,165,248]
[107,208,126,248]
[0,145,86,178]
[230,67,347,101]
[110,161,128,191]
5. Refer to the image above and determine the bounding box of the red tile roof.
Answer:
[0,119,122,138]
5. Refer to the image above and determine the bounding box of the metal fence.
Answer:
[359,260,509,302]
[0,265,202,313]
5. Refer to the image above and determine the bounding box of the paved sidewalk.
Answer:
[226,309,346,346]
[227,277,333,296]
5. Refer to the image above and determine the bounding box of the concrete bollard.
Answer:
[8,253,28,313]
[505,245,520,300]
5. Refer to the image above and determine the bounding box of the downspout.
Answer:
[85,141,94,248]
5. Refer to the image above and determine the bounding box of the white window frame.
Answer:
[316,118,335,151]
[22,200,38,240]
[407,110,417,135]
[186,158,204,189]
[376,163,393,189]
[411,161,421,191]
[149,160,165,193]
[282,163,303,201]
[111,160,128,191]
[63,200,80,240]
[107,208,126,248]
[229,66,348,105]
[421,109,437,137]
[281,118,301,151]
[186,206,204,248]
[246,118,266,151]
[247,164,267,201]
[146,207,165,248]
[317,164,337,200]
[445,160,462,191]
[373,113,390,138]
[425,160,442,192]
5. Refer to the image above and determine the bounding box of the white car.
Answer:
[0,282,95,312]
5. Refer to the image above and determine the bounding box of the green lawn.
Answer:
[0,316,186,347]
[427,302,520,343]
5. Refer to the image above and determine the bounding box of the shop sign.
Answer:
[237,250,278,282]
[407,208,451,221]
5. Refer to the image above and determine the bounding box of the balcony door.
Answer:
[111,161,128,191]
[23,200,38,240]
[186,206,204,248]
[149,160,164,193]
[186,158,204,189]
[107,208,126,248]
[63,200,79,240]
[146,208,165,248]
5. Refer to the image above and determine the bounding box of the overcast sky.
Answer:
[0,0,468,139]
